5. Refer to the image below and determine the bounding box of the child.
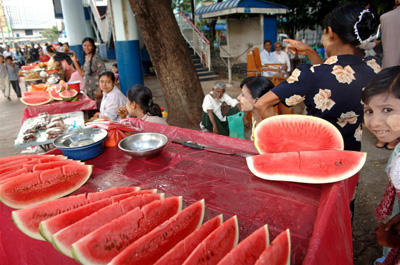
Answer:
[0,55,11,101]
[362,66,400,264]
[117,85,168,125]
[91,71,126,121]
[112,63,119,83]
[5,56,21,98]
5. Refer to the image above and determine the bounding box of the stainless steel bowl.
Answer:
[118,132,168,160]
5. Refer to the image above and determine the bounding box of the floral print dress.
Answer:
[83,53,106,100]
[272,55,380,151]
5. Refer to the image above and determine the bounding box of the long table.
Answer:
[0,118,357,264]
[21,93,97,123]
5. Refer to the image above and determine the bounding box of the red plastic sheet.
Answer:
[21,93,97,123]
[0,118,357,264]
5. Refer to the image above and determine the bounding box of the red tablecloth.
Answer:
[0,118,357,265]
[21,93,97,123]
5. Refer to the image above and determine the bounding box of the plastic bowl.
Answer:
[53,128,108,160]
[67,81,81,93]
[118,132,168,160]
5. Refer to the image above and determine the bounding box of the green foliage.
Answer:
[42,26,60,42]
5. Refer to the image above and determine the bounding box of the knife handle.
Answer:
[183,141,205,150]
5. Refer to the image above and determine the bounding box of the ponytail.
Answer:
[127,85,162,117]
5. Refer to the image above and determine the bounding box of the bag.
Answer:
[221,102,232,117]
[227,111,245,139]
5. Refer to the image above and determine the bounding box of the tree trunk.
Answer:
[129,0,204,129]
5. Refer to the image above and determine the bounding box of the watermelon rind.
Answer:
[0,165,93,209]
[254,229,291,265]
[59,89,78,101]
[49,87,62,101]
[254,115,344,154]
[246,150,367,184]
[20,96,52,106]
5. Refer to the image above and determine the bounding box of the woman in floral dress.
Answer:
[255,3,380,152]
[70,37,105,102]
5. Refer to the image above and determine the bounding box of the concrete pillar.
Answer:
[110,0,143,96]
[60,0,88,64]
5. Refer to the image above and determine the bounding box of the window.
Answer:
[16,33,20,38]
[25,29,33,35]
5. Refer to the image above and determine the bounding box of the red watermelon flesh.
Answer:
[109,199,205,265]
[32,160,83,172]
[39,192,134,242]
[52,193,163,258]
[72,196,182,265]
[23,91,49,97]
[0,154,53,164]
[0,164,25,176]
[21,92,52,106]
[154,215,223,265]
[0,158,31,170]
[182,215,239,265]
[59,89,78,101]
[0,164,92,209]
[218,224,270,265]
[254,115,344,154]
[40,190,157,242]
[254,229,291,265]
[12,186,139,240]
[49,87,62,100]
[247,150,366,184]
[0,168,29,185]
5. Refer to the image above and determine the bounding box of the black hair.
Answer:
[112,63,118,68]
[263,40,272,46]
[46,45,56,54]
[324,3,377,45]
[99,70,115,83]
[82,37,96,75]
[362,66,400,105]
[127,85,162,117]
[63,42,69,48]
[240,76,274,99]
[5,56,12,61]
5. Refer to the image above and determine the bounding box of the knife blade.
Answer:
[172,139,254,158]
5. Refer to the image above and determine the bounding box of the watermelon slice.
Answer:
[72,196,183,264]
[21,91,52,106]
[49,86,62,101]
[59,89,78,101]
[182,215,239,265]
[12,186,139,240]
[247,150,366,184]
[52,193,163,258]
[0,164,92,209]
[254,229,291,265]
[109,199,205,265]
[254,115,344,154]
[0,168,29,185]
[154,215,223,265]
[32,160,83,172]
[218,224,270,265]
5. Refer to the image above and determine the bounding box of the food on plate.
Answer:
[25,70,41,79]
[22,133,36,142]
[47,120,64,129]
[46,127,64,139]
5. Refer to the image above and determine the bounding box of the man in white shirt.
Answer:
[2,45,14,59]
[273,41,291,76]
[259,40,281,77]
[201,81,240,135]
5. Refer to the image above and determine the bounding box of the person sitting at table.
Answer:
[237,76,274,140]
[46,45,64,80]
[38,48,50,62]
[200,81,240,136]
[68,61,85,91]
[117,85,168,125]
[260,40,282,77]
[90,71,126,121]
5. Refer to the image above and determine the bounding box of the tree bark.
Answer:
[129,0,204,129]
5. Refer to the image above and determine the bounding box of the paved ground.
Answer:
[0,73,393,264]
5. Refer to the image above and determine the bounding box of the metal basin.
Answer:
[118,132,168,160]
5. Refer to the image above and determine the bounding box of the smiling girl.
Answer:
[362,66,400,264]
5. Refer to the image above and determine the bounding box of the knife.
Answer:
[171,139,254,158]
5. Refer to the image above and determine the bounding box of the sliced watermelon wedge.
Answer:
[72,196,183,265]
[182,215,239,265]
[247,150,366,184]
[154,215,223,265]
[59,89,78,101]
[218,224,270,265]
[52,192,163,258]
[0,168,29,185]
[108,199,204,265]
[254,229,291,265]
[49,86,62,101]
[11,186,139,240]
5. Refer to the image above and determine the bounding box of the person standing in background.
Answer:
[61,42,76,81]
[5,56,21,98]
[380,0,400,68]
[2,45,13,59]
[0,55,11,101]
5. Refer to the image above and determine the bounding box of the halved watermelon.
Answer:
[254,229,291,265]
[11,186,139,240]
[49,86,62,101]
[254,115,344,154]
[108,199,205,265]
[72,196,183,265]
[59,89,78,101]
[247,150,366,184]
[154,215,223,265]
[182,215,239,265]
[218,224,270,265]
[21,91,52,106]
[52,193,163,258]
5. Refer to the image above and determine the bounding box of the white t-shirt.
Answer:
[3,51,13,59]
[260,50,281,77]
[99,86,127,120]
[202,93,239,122]
[273,51,291,72]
